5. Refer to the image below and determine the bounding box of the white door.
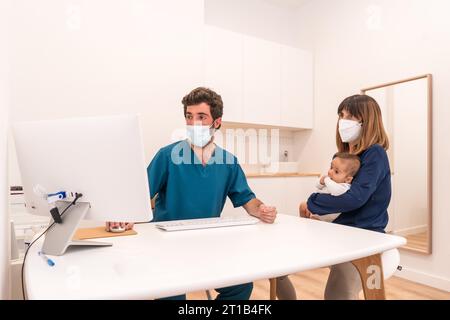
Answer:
[243,36,281,126]
[281,46,314,129]
[204,26,244,123]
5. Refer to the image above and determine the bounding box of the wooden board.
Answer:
[73,226,137,240]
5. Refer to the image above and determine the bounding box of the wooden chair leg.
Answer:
[269,278,277,300]
[351,253,386,300]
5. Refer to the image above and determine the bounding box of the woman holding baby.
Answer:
[276,94,391,300]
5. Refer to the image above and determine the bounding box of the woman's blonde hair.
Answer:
[336,94,389,155]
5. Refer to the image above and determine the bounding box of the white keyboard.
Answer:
[155,216,260,232]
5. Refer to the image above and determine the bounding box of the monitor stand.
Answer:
[41,201,112,256]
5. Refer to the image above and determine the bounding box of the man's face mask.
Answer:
[186,122,216,148]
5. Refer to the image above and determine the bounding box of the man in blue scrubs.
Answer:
[149,87,277,300]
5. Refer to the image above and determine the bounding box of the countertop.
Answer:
[245,173,321,178]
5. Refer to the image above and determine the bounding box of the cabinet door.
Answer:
[282,177,318,216]
[243,36,281,126]
[281,46,314,129]
[222,178,284,217]
[248,177,318,217]
[223,177,319,218]
[204,26,244,123]
[247,178,285,211]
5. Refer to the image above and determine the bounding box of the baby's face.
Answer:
[328,158,352,184]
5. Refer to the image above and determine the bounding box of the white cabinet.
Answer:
[221,178,284,217]
[242,36,281,126]
[246,178,285,210]
[282,177,318,215]
[203,26,313,129]
[204,26,244,123]
[281,45,314,129]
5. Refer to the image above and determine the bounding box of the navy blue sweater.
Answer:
[307,144,391,233]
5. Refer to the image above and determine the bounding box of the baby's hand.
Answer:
[299,202,310,218]
[320,175,327,185]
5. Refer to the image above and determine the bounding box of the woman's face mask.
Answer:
[339,119,362,143]
[186,123,216,148]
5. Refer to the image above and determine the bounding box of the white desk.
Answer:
[25,214,406,300]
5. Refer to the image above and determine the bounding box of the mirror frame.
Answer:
[361,74,433,255]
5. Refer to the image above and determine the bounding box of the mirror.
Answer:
[362,74,433,254]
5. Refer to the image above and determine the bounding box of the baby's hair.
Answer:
[333,152,361,177]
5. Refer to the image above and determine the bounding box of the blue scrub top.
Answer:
[147,140,256,222]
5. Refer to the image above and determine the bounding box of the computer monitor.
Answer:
[12,114,153,255]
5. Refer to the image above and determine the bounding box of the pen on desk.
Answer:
[38,251,55,267]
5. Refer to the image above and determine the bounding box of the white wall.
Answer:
[294,0,450,291]
[205,0,302,48]
[0,0,11,300]
[9,0,205,166]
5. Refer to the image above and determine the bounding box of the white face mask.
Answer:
[339,119,362,143]
[186,124,215,148]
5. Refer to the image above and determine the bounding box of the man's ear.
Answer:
[345,176,353,184]
[214,117,222,129]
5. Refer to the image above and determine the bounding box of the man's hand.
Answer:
[243,198,277,224]
[256,204,277,224]
[105,221,135,232]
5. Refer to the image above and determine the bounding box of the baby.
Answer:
[304,152,361,222]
